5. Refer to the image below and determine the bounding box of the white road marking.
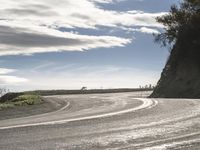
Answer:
[0,98,156,130]
[3,101,71,121]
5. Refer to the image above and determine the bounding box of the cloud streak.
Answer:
[0,75,28,84]
[0,68,28,85]
[0,25,131,56]
[21,64,159,90]
[0,0,165,56]
[0,0,164,29]
[0,68,15,75]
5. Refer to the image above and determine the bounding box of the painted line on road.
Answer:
[0,101,70,122]
[0,98,157,130]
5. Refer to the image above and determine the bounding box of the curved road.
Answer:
[0,92,200,149]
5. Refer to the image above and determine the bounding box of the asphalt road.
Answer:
[0,92,200,150]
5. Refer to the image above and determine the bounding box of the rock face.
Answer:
[150,35,200,98]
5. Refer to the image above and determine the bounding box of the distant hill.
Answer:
[27,88,152,96]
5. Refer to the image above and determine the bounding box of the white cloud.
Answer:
[0,25,131,56]
[0,0,165,29]
[0,75,28,84]
[0,0,165,56]
[90,0,113,3]
[137,27,160,34]
[120,26,160,34]
[0,68,15,74]
[90,0,126,3]
[0,68,28,85]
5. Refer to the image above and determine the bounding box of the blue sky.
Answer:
[0,0,180,91]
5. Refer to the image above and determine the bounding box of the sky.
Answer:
[0,0,180,91]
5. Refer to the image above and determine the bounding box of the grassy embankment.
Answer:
[0,94,43,110]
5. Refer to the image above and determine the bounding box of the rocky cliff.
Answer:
[151,28,200,98]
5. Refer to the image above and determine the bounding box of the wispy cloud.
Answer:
[0,0,165,56]
[90,0,113,3]
[136,27,160,34]
[0,25,131,56]
[0,75,28,84]
[123,27,160,34]
[0,68,28,85]
[0,68,15,74]
[0,0,164,29]
[23,64,159,90]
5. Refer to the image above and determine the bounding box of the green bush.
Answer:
[0,103,14,110]
[0,94,43,110]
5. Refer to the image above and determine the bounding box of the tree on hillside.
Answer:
[155,0,200,47]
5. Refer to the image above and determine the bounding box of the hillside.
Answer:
[150,0,200,98]
[150,38,200,98]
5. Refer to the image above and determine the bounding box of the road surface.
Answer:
[0,92,200,149]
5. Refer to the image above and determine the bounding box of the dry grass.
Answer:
[0,94,42,110]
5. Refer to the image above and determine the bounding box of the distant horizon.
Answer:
[3,84,155,93]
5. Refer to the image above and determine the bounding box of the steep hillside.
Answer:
[151,38,200,98]
[150,0,200,98]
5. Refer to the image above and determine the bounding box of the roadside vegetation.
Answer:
[0,94,43,110]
